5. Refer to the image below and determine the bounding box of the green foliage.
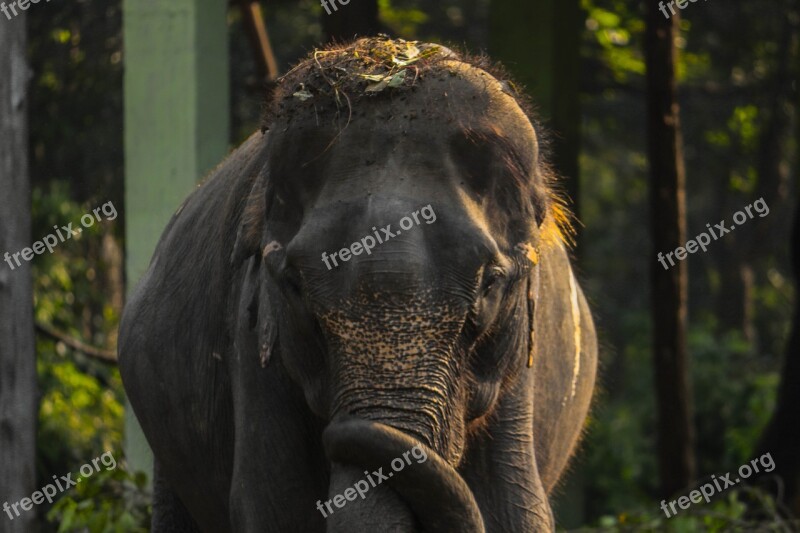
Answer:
[28,0,123,205]
[31,183,120,344]
[29,183,140,530]
[691,329,779,471]
[37,356,123,470]
[46,466,151,533]
[378,0,429,38]
[32,183,124,465]
[582,0,645,82]
[579,313,780,521]
[575,0,795,526]
[582,487,797,532]
[581,311,658,516]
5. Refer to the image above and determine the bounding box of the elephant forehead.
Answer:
[266,68,540,205]
[434,60,538,135]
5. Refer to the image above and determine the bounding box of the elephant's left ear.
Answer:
[231,175,268,267]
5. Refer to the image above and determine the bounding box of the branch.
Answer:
[35,321,118,364]
[236,0,279,81]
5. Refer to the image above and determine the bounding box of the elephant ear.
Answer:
[526,261,541,368]
[235,253,279,369]
[255,259,279,368]
[232,174,278,368]
[230,174,268,267]
[516,242,542,369]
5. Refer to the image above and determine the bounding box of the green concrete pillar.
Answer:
[123,0,230,479]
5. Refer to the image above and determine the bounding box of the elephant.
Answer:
[118,37,598,532]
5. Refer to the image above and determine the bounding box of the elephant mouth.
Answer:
[322,417,485,533]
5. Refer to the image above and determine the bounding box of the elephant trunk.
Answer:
[323,417,485,533]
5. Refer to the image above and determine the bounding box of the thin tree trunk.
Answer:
[321,0,381,43]
[237,0,279,82]
[0,13,38,533]
[645,2,696,498]
[757,206,800,515]
[551,0,581,228]
[756,6,800,509]
[488,0,582,229]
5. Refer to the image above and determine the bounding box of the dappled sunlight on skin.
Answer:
[319,289,469,463]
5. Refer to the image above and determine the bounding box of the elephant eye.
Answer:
[469,264,508,337]
[481,266,506,294]
[280,262,304,296]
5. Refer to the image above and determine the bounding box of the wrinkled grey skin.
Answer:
[118,44,597,533]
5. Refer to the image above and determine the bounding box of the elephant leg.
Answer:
[151,459,202,533]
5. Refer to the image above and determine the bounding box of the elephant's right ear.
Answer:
[234,253,278,369]
[231,176,268,267]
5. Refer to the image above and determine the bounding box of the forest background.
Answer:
[2,0,798,530]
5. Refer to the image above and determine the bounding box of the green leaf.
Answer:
[358,74,387,82]
[58,505,75,532]
[292,89,313,101]
[387,70,406,88]
[366,77,391,93]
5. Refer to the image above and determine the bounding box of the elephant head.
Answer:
[230,37,588,532]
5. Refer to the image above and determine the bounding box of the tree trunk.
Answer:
[551,0,581,223]
[321,0,381,43]
[0,13,38,533]
[756,9,800,508]
[488,0,582,227]
[644,1,696,498]
[757,206,800,514]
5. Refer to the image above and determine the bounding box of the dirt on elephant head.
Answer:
[261,36,527,130]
